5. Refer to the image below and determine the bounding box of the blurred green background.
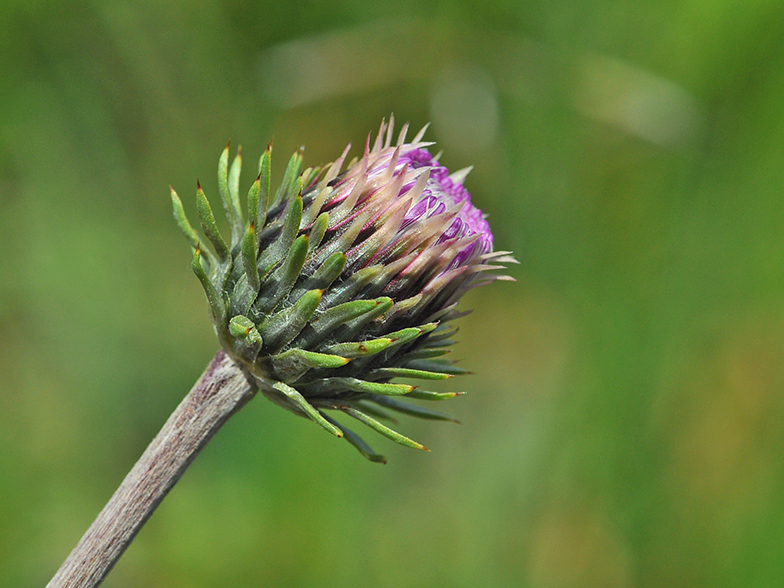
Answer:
[2,0,784,586]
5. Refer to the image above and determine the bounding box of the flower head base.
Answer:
[171,118,516,462]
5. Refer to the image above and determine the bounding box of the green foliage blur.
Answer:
[2,0,784,586]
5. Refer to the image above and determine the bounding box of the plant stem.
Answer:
[47,350,256,588]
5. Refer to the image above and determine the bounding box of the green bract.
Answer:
[171,118,515,462]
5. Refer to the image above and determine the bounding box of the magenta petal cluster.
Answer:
[398,147,493,255]
[311,120,508,330]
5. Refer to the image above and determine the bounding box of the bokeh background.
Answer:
[2,0,784,586]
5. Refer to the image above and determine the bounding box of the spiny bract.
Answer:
[171,117,516,462]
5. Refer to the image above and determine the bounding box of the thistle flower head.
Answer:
[171,117,516,462]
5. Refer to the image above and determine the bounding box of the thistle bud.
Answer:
[172,118,516,462]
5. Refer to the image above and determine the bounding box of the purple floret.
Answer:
[398,148,493,260]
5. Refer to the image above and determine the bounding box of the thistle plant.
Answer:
[170,116,514,461]
[47,118,514,587]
